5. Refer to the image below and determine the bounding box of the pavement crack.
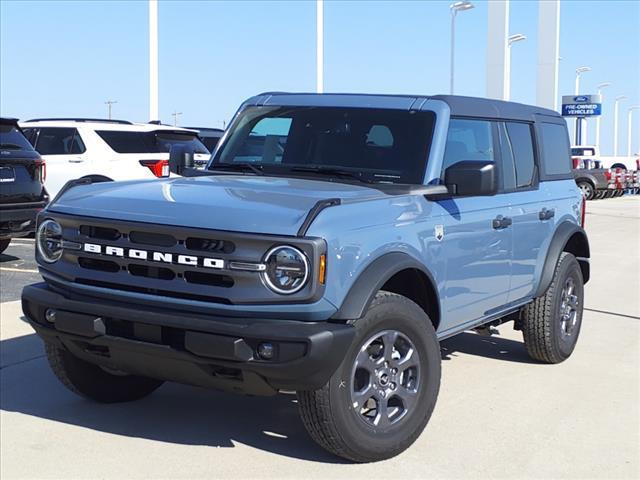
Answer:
[584,308,640,320]
[0,354,46,370]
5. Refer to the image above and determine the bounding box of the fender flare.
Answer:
[533,221,590,298]
[331,252,439,321]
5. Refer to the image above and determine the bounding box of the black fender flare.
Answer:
[331,252,439,321]
[533,221,590,298]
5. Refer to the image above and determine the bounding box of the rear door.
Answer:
[438,118,513,331]
[499,121,551,302]
[31,127,89,197]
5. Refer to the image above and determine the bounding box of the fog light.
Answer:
[257,342,275,360]
[45,309,57,323]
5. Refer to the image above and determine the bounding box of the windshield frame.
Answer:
[207,105,437,186]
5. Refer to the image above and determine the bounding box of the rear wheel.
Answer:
[45,342,164,403]
[522,253,584,364]
[297,292,441,462]
[577,181,594,200]
[0,238,10,255]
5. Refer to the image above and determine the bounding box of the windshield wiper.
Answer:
[0,143,24,150]
[290,166,373,184]
[208,162,264,176]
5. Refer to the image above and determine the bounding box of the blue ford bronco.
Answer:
[22,93,589,462]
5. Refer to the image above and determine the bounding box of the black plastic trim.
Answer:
[296,198,341,237]
[22,282,355,394]
[331,252,440,321]
[533,222,590,298]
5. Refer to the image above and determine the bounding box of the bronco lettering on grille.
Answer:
[82,242,225,269]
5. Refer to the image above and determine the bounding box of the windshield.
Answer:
[211,106,435,184]
[96,130,210,155]
[571,147,595,156]
[0,123,34,150]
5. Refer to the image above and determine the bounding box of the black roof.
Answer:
[253,92,560,122]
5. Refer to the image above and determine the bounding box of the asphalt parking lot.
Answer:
[1,196,638,479]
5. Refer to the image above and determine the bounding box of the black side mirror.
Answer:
[169,144,195,176]
[444,161,497,197]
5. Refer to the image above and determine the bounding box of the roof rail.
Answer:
[24,118,133,125]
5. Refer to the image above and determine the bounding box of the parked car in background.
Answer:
[187,127,224,154]
[572,159,614,200]
[0,118,48,254]
[20,119,210,198]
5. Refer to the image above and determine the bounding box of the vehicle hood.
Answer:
[49,175,385,235]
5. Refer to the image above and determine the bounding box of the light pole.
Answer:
[595,81,611,150]
[105,100,117,120]
[613,95,627,156]
[316,0,323,94]
[505,34,526,101]
[574,66,591,145]
[171,111,182,126]
[149,0,159,121]
[627,106,640,157]
[450,1,474,95]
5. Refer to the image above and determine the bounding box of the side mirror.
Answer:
[444,161,497,197]
[168,144,195,176]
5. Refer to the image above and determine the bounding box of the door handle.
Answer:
[492,215,512,230]
[538,208,555,221]
[68,158,84,163]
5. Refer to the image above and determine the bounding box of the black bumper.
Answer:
[22,283,355,396]
[0,205,42,238]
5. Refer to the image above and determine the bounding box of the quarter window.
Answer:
[442,119,496,177]
[538,123,571,176]
[505,122,536,188]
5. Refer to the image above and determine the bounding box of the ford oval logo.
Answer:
[574,96,589,102]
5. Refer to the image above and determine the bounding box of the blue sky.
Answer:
[1,0,639,155]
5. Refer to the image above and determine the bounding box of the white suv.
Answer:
[20,118,210,198]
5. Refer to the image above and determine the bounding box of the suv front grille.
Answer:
[45,213,324,306]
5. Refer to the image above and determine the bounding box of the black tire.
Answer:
[522,252,584,364]
[611,163,627,170]
[577,181,594,200]
[45,342,164,403]
[297,291,441,462]
[0,238,10,255]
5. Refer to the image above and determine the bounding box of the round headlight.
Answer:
[262,246,309,294]
[36,219,63,263]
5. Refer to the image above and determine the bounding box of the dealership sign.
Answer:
[561,94,602,116]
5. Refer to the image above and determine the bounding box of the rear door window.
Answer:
[505,122,536,188]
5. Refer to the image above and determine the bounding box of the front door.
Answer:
[438,119,513,333]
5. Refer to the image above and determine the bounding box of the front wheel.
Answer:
[297,291,441,462]
[45,342,164,403]
[521,252,584,363]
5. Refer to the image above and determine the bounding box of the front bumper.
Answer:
[22,283,355,396]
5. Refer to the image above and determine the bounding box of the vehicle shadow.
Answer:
[0,253,20,263]
[440,331,537,364]
[0,333,345,464]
